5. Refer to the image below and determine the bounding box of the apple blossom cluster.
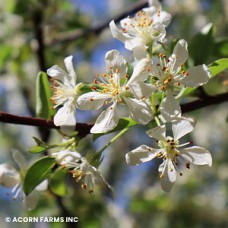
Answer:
[45,0,212,192]
[0,0,213,206]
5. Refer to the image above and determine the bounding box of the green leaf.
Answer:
[189,23,215,65]
[28,146,48,154]
[36,72,55,119]
[49,167,68,196]
[208,58,228,77]
[23,157,56,195]
[213,38,228,58]
[93,117,137,141]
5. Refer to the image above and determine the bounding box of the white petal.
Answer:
[127,58,151,85]
[180,146,212,167]
[109,20,128,43]
[172,118,195,140]
[64,55,77,86]
[12,150,26,169]
[54,101,76,126]
[179,64,211,88]
[91,103,119,133]
[59,111,77,135]
[125,37,145,50]
[172,39,188,71]
[125,145,160,165]
[153,11,172,27]
[160,91,181,121]
[77,92,111,110]
[146,125,166,141]
[132,45,147,61]
[53,150,81,165]
[0,164,20,188]
[105,50,127,77]
[47,65,68,81]
[124,97,153,125]
[148,0,161,9]
[159,159,176,192]
[24,191,37,211]
[129,81,157,99]
[35,179,48,191]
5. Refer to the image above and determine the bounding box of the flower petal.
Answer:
[180,146,212,167]
[35,180,48,191]
[105,50,127,77]
[172,39,188,71]
[12,150,26,170]
[109,20,128,43]
[125,145,160,165]
[179,64,211,88]
[127,58,151,85]
[90,103,119,133]
[52,150,81,166]
[124,97,153,125]
[59,111,77,135]
[154,11,172,27]
[77,92,111,110]
[24,191,37,211]
[129,81,157,99]
[64,55,77,86]
[132,45,147,60]
[53,100,76,126]
[0,164,20,188]
[160,91,181,121]
[172,117,196,140]
[146,125,166,141]
[47,65,68,81]
[159,159,176,192]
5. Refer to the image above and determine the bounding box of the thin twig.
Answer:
[0,92,227,136]
[45,1,148,46]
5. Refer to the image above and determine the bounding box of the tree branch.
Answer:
[45,1,148,46]
[0,92,227,136]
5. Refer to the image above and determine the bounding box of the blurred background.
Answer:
[0,0,227,227]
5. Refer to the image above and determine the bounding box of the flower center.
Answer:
[151,53,189,92]
[158,136,179,160]
[122,11,162,43]
[91,67,131,104]
[50,78,78,108]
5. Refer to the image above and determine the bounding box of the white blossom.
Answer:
[77,50,155,133]
[125,119,212,192]
[109,3,171,59]
[0,150,47,210]
[52,150,113,193]
[150,39,211,121]
[47,55,81,132]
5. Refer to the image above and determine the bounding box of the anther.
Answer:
[186,163,190,169]
[90,98,94,101]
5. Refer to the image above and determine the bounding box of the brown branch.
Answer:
[181,92,228,113]
[0,112,92,138]
[0,92,227,136]
[45,1,148,47]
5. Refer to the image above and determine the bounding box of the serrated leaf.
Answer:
[49,167,68,196]
[93,117,137,141]
[29,146,48,154]
[23,157,56,195]
[189,23,215,65]
[36,72,55,119]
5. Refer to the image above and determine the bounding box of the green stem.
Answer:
[98,128,130,154]
[155,116,161,126]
